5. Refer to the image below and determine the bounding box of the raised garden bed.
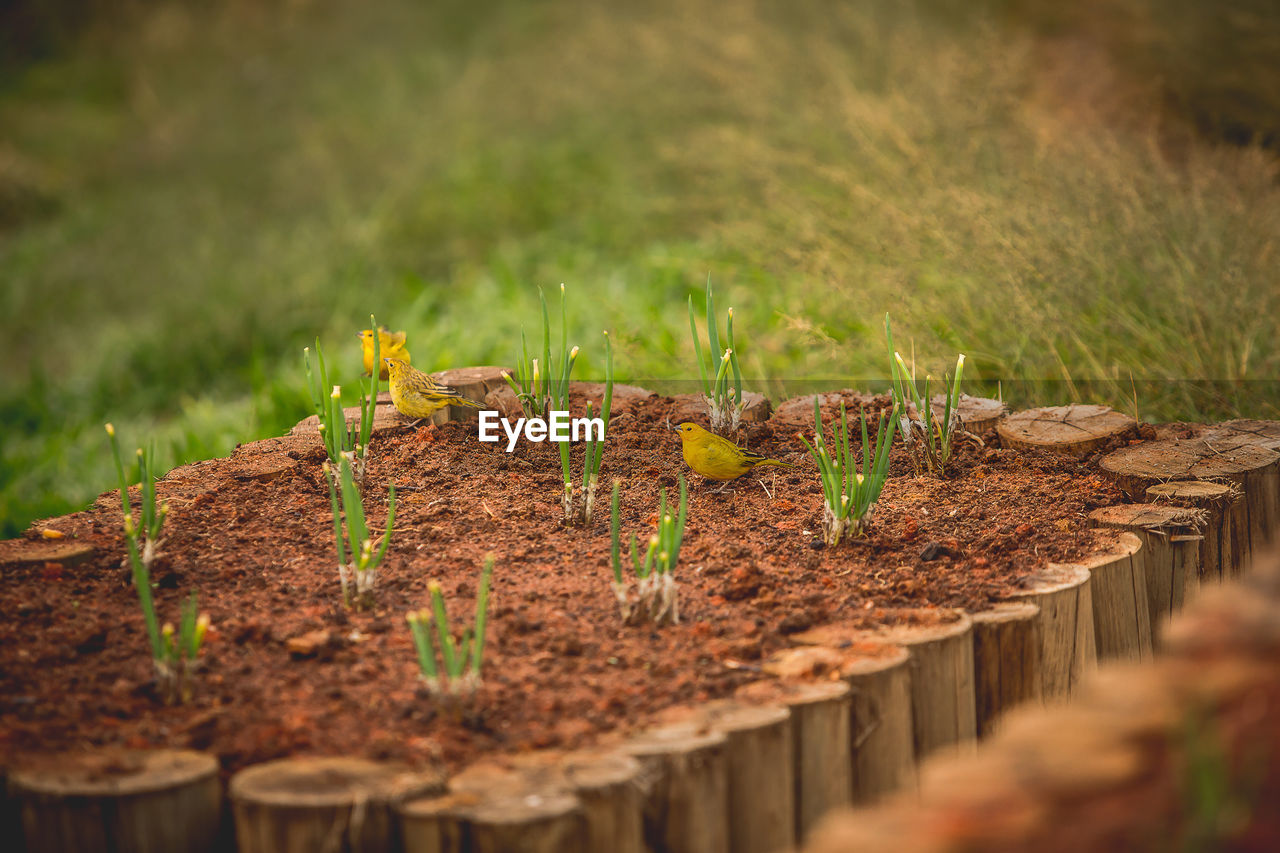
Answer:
[2,383,1274,852]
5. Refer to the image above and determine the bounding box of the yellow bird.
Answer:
[359,328,411,379]
[674,422,793,486]
[384,357,483,420]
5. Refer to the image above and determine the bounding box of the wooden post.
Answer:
[706,703,795,853]
[623,725,731,853]
[970,602,1043,737]
[559,752,646,853]
[1145,480,1243,582]
[736,679,853,845]
[1004,563,1096,700]
[996,404,1136,456]
[1101,437,1278,568]
[229,756,445,853]
[1076,532,1151,661]
[9,749,220,853]
[1090,504,1205,647]
[465,792,586,853]
[398,792,473,853]
[764,643,917,804]
[795,610,976,763]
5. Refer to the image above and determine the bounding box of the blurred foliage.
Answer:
[1001,0,1280,148]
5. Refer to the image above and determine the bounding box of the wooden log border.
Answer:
[11,397,1274,853]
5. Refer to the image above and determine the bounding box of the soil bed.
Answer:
[0,390,1122,780]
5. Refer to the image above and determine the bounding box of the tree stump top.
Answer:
[1145,480,1239,506]
[9,748,216,797]
[465,790,582,825]
[931,394,1006,432]
[997,404,1136,457]
[970,601,1040,625]
[1200,418,1280,452]
[0,538,95,568]
[735,678,851,708]
[792,608,971,648]
[228,756,445,808]
[1100,438,1279,498]
[770,391,887,431]
[1004,562,1092,597]
[1089,504,1206,532]
[624,723,727,758]
[761,643,908,680]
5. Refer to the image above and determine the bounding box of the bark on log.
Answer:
[1199,420,1280,545]
[1090,505,1204,647]
[1100,437,1278,566]
[1145,480,1243,582]
[1004,564,1096,700]
[795,611,977,763]
[736,680,853,845]
[9,749,220,853]
[1077,532,1152,661]
[558,752,646,853]
[996,404,1136,457]
[763,644,916,804]
[969,602,1043,737]
[229,756,445,853]
[662,703,794,853]
[398,792,474,853]
[623,725,731,853]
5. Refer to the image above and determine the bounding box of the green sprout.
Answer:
[502,284,576,421]
[885,313,966,477]
[304,313,381,483]
[406,555,494,699]
[572,330,614,525]
[689,276,746,436]
[609,477,688,626]
[105,423,208,704]
[325,453,395,609]
[799,398,898,546]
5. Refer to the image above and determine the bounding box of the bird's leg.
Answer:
[709,479,736,495]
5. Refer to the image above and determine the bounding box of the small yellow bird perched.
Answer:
[359,328,411,379]
[384,357,483,420]
[674,422,793,488]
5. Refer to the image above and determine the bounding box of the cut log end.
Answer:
[997,404,1136,457]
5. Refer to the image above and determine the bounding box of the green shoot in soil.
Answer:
[799,397,897,546]
[569,329,614,525]
[407,554,494,699]
[325,453,395,609]
[885,313,966,477]
[304,313,381,483]
[609,477,687,625]
[105,423,208,704]
[689,277,746,437]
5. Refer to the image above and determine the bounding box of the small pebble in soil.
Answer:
[809,538,825,550]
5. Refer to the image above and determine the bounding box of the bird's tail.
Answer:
[440,390,484,409]
[744,453,794,470]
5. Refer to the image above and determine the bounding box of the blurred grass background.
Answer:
[2,0,1278,536]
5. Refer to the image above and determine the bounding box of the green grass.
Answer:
[2,0,1279,536]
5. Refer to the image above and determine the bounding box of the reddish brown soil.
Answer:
[0,391,1124,779]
